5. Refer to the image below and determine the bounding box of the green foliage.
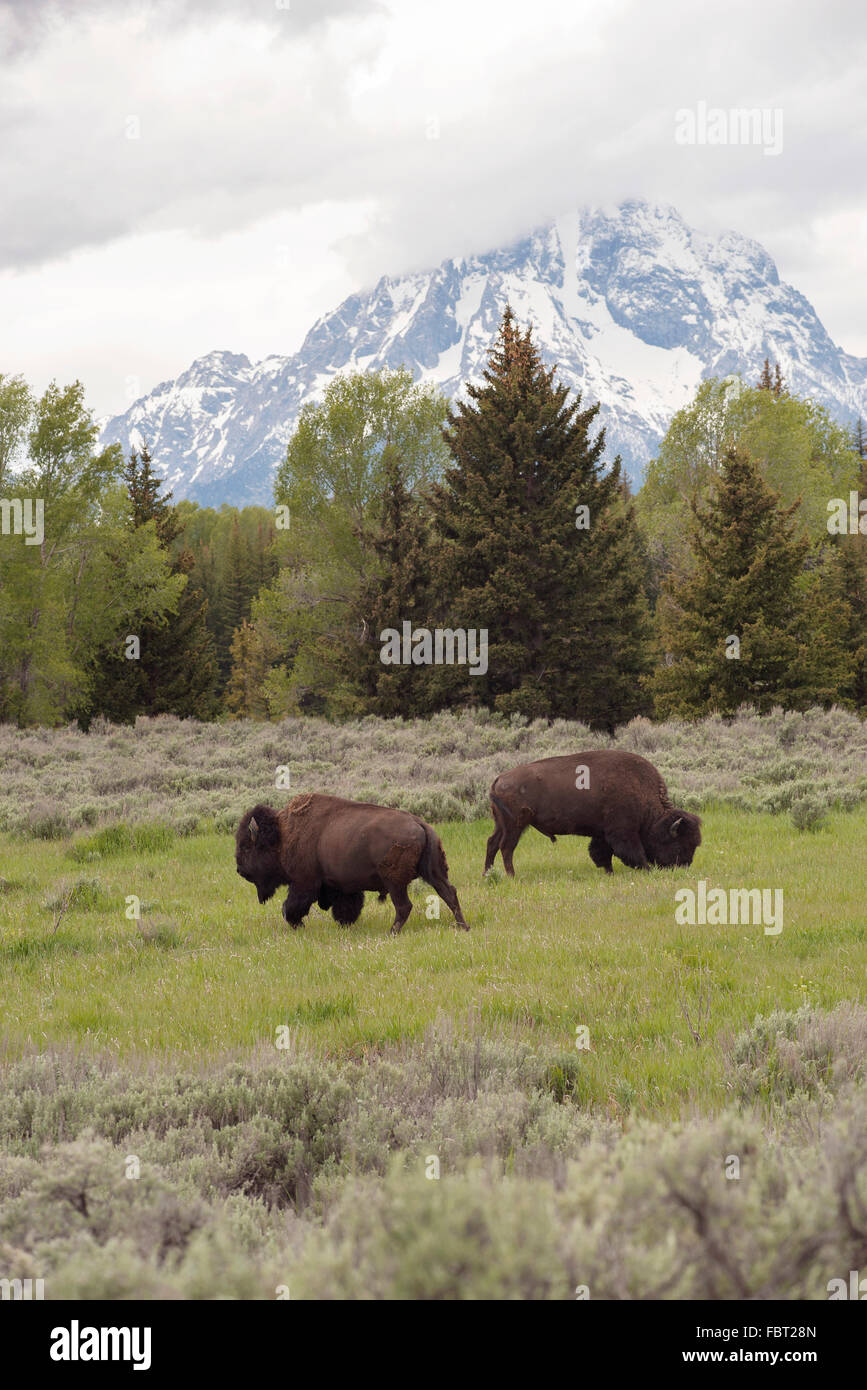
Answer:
[337,443,437,715]
[0,373,32,487]
[255,368,450,714]
[68,821,175,863]
[171,501,279,685]
[87,446,218,723]
[637,375,860,592]
[43,877,107,912]
[0,381,184,726]
[652,446,854,717]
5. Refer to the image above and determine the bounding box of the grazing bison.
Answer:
[235,793,469,935]
[484,750,701,877]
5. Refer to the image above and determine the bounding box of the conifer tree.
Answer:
[426,307,651,726]
[653,445,853,716]
[225,618,276,718]
[344,444,434,715]
[824,448,867,708]
[89,447,218,719]
[757,358,786,397]
[121,441,182,551]
[139,545,219,718]
[216,518,253,679]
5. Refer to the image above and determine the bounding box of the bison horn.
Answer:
[670,817,683,837]
[249,816,259,843]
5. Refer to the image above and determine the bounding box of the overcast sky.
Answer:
[2,0,866,418]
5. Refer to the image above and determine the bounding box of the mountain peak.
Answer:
[99,201,867,506]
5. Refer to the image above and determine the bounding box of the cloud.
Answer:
[0,0,379,57]
[1,0,865,415]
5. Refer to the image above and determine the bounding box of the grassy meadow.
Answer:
[1,808,865,1114]
[1,707,865,1298]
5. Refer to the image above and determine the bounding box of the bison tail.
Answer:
[418,822,450,888]
[417,821,469,929]
[490,791,514,823]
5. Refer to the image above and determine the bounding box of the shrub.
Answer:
[791,794,829,832]
[68,822,175,862]
[729,1003,867,1104]
[0,1012,865,1299]
[25,802,70,840]
[2,708,866,832]
[43,877,107,914]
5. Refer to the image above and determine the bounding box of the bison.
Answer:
[484,750,701,877]
[236,792,469,935]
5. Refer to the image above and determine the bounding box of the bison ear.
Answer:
[249,816,259,843]
[670,816,684,838]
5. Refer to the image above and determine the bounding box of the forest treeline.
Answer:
[1,307,865,728]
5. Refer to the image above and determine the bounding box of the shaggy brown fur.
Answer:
[484,749,701,877]
[235,793,468,935]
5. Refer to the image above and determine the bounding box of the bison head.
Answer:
[646,808,702,868]
[235,804,286,903]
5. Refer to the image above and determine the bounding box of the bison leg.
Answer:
[426,870,469,931]
[588,835,614,873]
[384,883,413,936]
[282,885,316,927]
[386,884,414,939]
[588,835,614,874]
[483,825,503,874]
[607,832,649,871]
[498,824,525,877]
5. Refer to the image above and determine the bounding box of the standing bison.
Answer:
[236,793,468,935]
[484,750,701,877]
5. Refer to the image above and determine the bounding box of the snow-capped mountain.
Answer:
[99,200,867,506]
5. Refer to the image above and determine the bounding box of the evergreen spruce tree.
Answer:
[757,358,786,397]
[225,618,275,718]
[758,358,774,392]
[426,307,651,726]
[344,444,434,715]
[653,445,853,716]
[124,442,179,542]
[824,448,867,708]
[215,518,253,680]
[89,447,218,720]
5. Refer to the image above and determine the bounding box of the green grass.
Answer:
[1,807,864,1118]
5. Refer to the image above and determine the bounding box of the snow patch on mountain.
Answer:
[99,200,867,507]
